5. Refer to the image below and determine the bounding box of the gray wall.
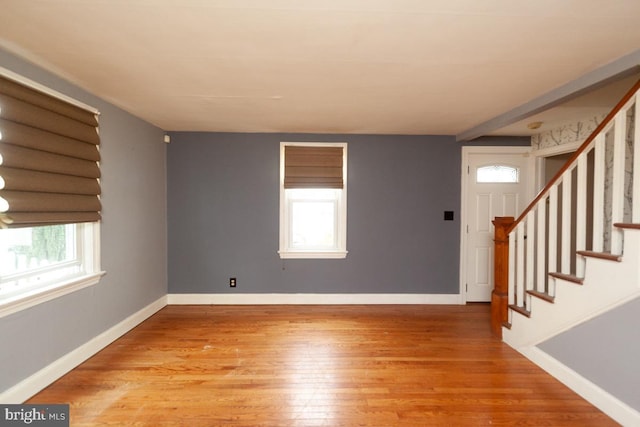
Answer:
[168,132,461,294]
[538,296,640,411]
[0,49,167,393]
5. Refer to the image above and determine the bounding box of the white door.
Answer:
[463,149,530,302]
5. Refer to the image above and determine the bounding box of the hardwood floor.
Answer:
[28,304,616,426]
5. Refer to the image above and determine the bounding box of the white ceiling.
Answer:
[1,0,640,138]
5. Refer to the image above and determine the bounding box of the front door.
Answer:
[463,148,530,302]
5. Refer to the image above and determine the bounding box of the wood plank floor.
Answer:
[28,304,616,426]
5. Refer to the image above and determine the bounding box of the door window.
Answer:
[476,165,519,183]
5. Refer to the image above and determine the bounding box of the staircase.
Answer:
[490,80,640,425]
[492,79,640,348]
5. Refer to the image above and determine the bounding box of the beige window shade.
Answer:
[0,74,101,228]
[284,146,344,189]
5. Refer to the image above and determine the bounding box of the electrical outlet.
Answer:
[229,277,237,288]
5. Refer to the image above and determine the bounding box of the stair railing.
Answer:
[492,79,640,338]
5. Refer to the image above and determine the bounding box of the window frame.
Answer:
[278,142,348,259]
[0,222,104,318]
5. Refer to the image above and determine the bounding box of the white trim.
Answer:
[532,141,582,158]
[0,295,167,404]
[459,146,532,304]
[0,271,105,319]
[518,346,640,426]
[0,65,99,114]
[532,141,581,193]
[278,250,348,259]
[168,293,462,305]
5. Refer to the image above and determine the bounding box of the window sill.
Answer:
[0,271,106,319]
[278,250,348,259]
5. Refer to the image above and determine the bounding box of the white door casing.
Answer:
[460,147,532,303]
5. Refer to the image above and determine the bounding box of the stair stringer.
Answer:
[503,228,640,348]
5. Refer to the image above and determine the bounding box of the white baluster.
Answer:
[633,95,640,223]
[576,153,587,277]
[526,211,535,300]
[561,170,572,274]
[536,198,546,293]
[593,133,605,252]
[611,110,627,254]
[508,231,516,308]
[516,222,525,308]
[548,186,558,295]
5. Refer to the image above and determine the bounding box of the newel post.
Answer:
[491,216,515,338]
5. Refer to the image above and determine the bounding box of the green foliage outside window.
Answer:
[9,225,66,264]
[32,225,66,261]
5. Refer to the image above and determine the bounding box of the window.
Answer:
[476,165,520,183]
[279,142,347,259]
[0,222,100,312]
[0,68,103,317]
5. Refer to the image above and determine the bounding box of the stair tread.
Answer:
[527,290,555,303]
[576,250,622,262]
[502,321,512,330]
[509,304,531,318]
[614,222,640,230]
[548,272,584,284]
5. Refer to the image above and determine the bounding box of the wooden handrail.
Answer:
[507,78,640,235]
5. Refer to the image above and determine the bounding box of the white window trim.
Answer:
[278,142,348,259]
[279,251,348,259]
[0,223,105,319]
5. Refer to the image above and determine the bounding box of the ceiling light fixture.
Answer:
[527,121,543,130]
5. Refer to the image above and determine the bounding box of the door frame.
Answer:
[459,145,534,304]
[533,141,581,192]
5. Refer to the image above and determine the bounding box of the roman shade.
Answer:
[284,145,344,189]
[0,74,101,228]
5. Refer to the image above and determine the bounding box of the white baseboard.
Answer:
[519,346,640,426]
[0,295,168,403]
[168,293,462,305]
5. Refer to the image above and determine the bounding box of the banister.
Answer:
[507,78,640,235]
[491,216,514,338]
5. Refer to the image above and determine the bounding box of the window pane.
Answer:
[0,224,80,295]
[291,201,336,248]
[476,165,519,183]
